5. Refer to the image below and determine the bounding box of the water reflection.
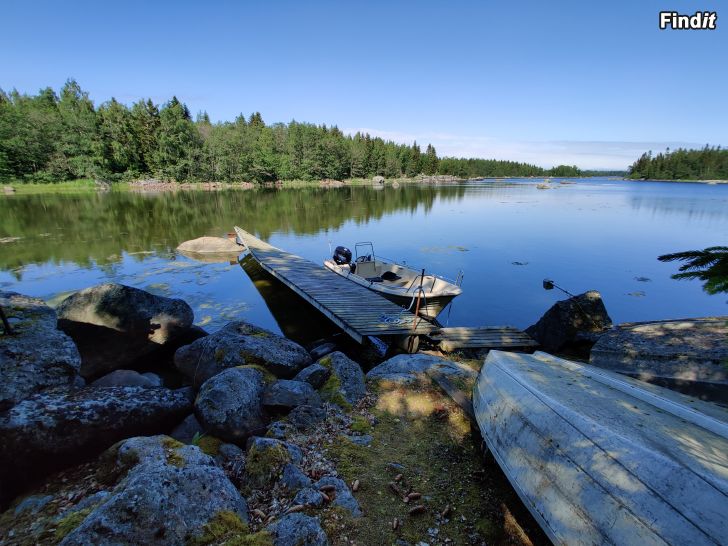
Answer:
[1,179,727,331]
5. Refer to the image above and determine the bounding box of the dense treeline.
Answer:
[628,146,728,180]
[0,80,578,184]
[438,157,581,178]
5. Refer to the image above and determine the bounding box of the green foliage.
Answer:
[0,81,443,184]
[628,146,728,180]
[55,507,93,540]
[189,510,274,546]
[436,156,580,178]
[658,246,728,295]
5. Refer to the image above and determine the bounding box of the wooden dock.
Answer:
[234,227,433,343]
[430,326,538,352]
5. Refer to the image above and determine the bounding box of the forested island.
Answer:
[628,146,728,181]
[0,80,581,185]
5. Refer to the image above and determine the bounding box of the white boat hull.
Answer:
[473,350,728,546]
[324,259,461,320]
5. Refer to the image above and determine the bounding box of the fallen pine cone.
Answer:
[321,492,331,503]
[408,505,426,516]
[394,473,403,482]
[319,485,336,493]
[392,517,400,530]
[352,479,360,492]
[389,481,405,497]
[286,504,306,514]
[441,504,452,518]
[265,515,276,524]
[406,492,422,501]
[251,509,267,520]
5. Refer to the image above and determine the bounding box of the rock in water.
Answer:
[57,283,194,379]
[195,367,268,443]
[318,352,366,406]
[60,436,248,545]
[0,291,82,411]
[175,321,312,386]
[177,236,242,253]
[0,386,193,506]
[525,290,612,352]
[263,380,321,411]
[266,513,328,546]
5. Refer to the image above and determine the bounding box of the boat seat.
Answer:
[356,260,377,278]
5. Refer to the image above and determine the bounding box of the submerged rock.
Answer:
[318,352,366,407]
[195,367,268,443]
[0,386,193,506]
[266,513,328,546]
[0,291,83,411]
[57,283,195,379]
[263,380,321,411]
[59,435,248,545]
[525,290,612,352]
[175,321,311,386]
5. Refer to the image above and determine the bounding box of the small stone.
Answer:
[263,380,321,411]
[293,488,325,508]
[266,513,328,546]
[280,463,312,492]
[293,363,331,389]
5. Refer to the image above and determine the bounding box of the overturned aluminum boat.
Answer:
[473,350,728,546]
[323,242,462,320]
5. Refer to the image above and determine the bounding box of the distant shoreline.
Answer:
[4,175,727,196]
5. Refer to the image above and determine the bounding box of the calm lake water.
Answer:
[1,178,726,345]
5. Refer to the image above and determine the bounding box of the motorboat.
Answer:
[323,242,462,320]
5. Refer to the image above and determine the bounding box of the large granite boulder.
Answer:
[293,363,331,389]
[177,236,242,253]
[367,353,473,385]
[525,290,612,352]
[175,321,311,386]
[59,436,248,545]
[195,367,268,443]
[590,317,728,400]
[0,291,82,411]
[57,283,195,379]
[317,352,366,407]
[266,513,328,546]
[0,386,193,506]
[263,380,321,412]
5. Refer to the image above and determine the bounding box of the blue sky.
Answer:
[2,0,725,169]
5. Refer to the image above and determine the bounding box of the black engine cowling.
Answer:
[333,246,352,265]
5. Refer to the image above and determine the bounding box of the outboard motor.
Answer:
[333,246,352,265]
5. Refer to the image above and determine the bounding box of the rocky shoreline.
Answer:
[0,283,546,545]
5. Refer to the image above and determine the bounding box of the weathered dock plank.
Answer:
[430,326,538,352]
[234,227,433,343]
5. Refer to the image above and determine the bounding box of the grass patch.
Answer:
[196,436,223,457]
[350,415,372,434]
[189,510,273,546]
[6,179,100,194]
[323,384,540,545]
[55,507,93,540]
[244,442,291,490]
